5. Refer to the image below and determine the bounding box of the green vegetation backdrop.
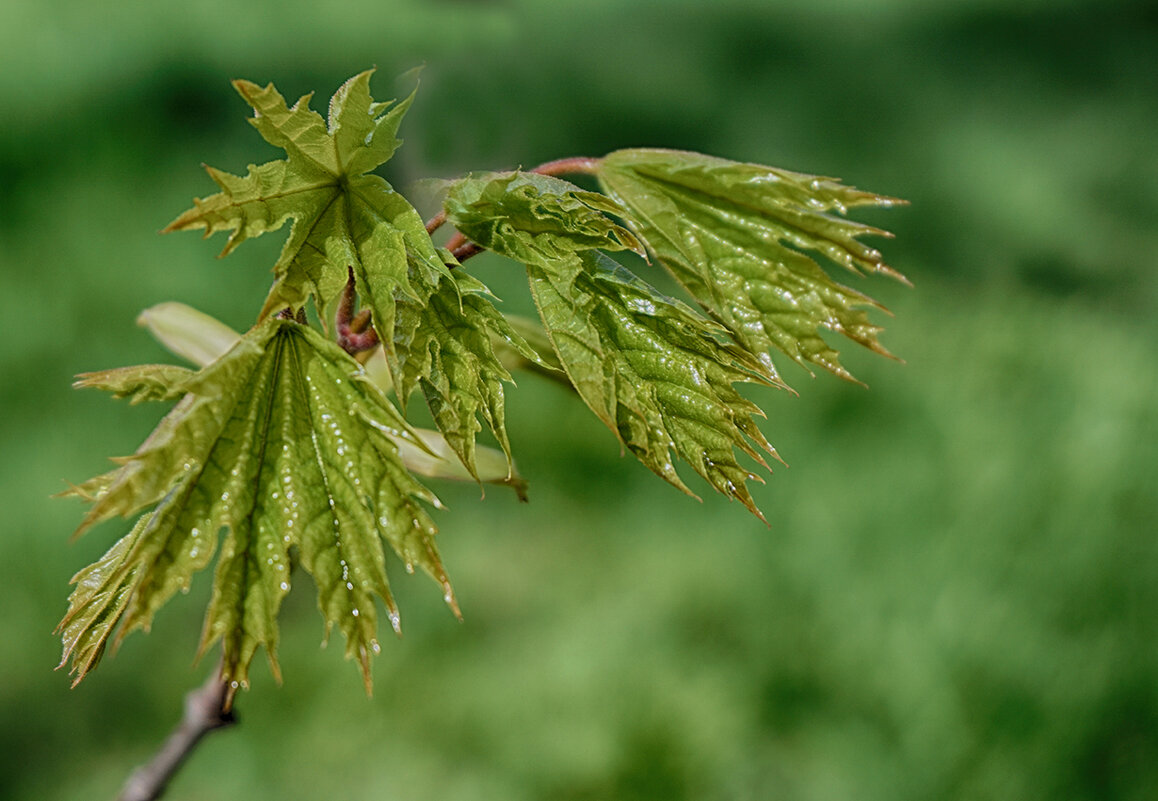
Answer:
[2,1,1155,798]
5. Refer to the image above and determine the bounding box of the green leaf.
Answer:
[443,170,643,263]
[133,300,528,496]
[58,318,453,695]
[597,148,906,382]
[164,70,449,352]
[73,364,195,404]
[441,167,783,515]
[528,251,781,519]
[393,268,543,480]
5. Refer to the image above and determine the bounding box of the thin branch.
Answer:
[424,209,447,235]
[118,663,236,801]
[451,241,484,263]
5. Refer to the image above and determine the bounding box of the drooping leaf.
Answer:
[441,169,784,516]
[392,267,543,480]
[58,318,454,696]
[529,252,782,519]
[164,70,449,354]
[597,148,906,381]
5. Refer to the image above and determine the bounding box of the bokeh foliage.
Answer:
[1,1,1155,799]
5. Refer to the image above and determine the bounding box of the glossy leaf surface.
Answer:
[529,253,781,518]
[164,70,448,352]
[444,171,785,517]
[59,319,453,697]
[597,148,906,381]
[136,300,529,495]
[443,170,643,261]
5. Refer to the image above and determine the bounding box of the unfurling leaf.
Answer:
[597,148,907,381]
[529,252,781,519]
[163,70,449,349]
[58,318,454,696]
[137,302,247,368]
[443,170,644,261]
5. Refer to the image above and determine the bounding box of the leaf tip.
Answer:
[357,647,374,697]
[442,582,462,621]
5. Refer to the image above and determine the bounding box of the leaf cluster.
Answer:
[59,70,905,695]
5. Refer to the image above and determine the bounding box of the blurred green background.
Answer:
[2,0,1156,798]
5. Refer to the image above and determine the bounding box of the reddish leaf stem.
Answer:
[336,268,380,354]
[529,156,602,177]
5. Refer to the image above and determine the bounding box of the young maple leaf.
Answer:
[443,171,783,518]
[164,69,449,362]
[529,253,782,519]
[165,72,538,483]
[597,149,908,383]
[59,318,454,697]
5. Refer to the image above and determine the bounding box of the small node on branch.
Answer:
[336,267,380,355]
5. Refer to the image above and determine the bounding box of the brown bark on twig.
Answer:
[117,665,236,801]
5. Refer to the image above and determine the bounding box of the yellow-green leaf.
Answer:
[58,318,453,696]
[164,70,448,345]
[597,148,906,381]
[72,364,194,404]
[393,269,544,480]
[529,251,782,520]
[443,170,643,261]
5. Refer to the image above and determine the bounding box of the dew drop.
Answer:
[351,608,360,617]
